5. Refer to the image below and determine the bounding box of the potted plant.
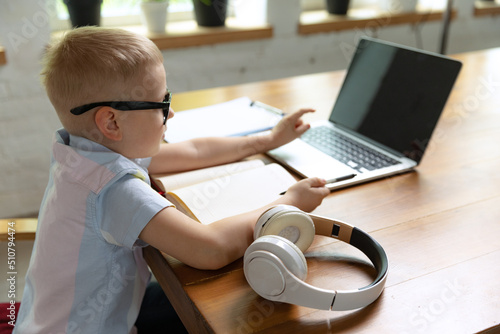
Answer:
[326,0,350,15]
[140,0,169,34]
[64,0,103,28]
[192,0,228,27]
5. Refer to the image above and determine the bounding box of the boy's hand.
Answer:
[268,108,315,149]
[281,177,330,212]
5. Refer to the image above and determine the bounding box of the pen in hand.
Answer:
[279,173,356,195]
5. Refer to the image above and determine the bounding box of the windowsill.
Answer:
[474,0,500,16]
[52,18,273,51]
[0,46,6,65]
[299,6,458,34]
[49,5,461,51]
[126,18,273,49]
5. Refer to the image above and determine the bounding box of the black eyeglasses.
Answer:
[70,90,172,125]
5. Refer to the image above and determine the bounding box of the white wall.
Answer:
[0,0,499,218]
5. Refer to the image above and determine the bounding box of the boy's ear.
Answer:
[95,107,123,141]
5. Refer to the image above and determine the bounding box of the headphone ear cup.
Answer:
[255,206,315,252]
[244,235,308,286]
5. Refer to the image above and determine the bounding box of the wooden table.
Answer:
[144,47,500,333]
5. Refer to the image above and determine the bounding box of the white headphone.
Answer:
[243,205,388,311]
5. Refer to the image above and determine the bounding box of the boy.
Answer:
[14,27,329,333]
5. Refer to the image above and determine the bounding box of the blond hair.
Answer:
[42,27,164,136]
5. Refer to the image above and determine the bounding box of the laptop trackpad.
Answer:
[267,139,356,180]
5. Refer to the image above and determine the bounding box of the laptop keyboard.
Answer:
[301,126,400,173]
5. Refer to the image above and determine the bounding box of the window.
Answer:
[49,0,194,31]
[301,0,380,11]
[299,0,450,12]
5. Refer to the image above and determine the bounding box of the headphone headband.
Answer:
[310,213,388,290]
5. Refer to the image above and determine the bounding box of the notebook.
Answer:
[267,36,462,191]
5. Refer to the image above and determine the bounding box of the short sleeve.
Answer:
[97,174,173,249]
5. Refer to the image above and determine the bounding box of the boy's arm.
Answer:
[148,108,314,174]
[139,177,329,270]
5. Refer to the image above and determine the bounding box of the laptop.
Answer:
[267,36,462,191]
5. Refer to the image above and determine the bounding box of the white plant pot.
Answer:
[140,1,169,34]
[380,0,418,13]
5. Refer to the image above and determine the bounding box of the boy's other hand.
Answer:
[281,177,329,212]
[269,108,315,149]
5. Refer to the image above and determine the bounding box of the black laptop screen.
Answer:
[329,37,462,163]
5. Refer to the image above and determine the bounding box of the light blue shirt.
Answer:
[15,129,172,334]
